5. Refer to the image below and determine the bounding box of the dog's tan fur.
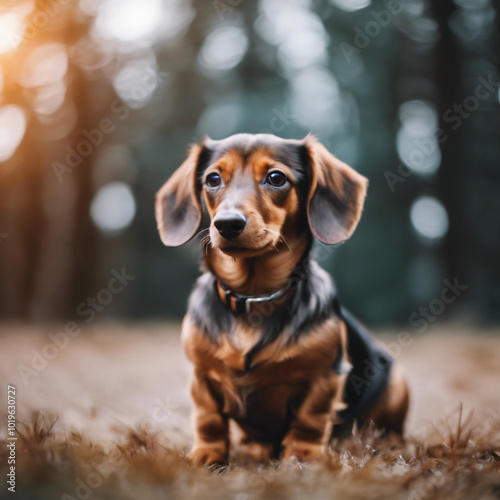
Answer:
[156,134,409,465]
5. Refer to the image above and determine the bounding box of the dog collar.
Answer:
[216,280,295,315]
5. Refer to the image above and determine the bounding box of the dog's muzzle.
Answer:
[213,212,247,240]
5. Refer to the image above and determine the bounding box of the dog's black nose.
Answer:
[214,212,247,240]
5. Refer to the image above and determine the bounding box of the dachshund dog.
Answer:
[155,134,409,465]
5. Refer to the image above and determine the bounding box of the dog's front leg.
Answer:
[187,370,229,466]
[282,374,341,462]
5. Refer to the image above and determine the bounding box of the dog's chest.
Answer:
[215,322,297,372]
[184,314,343,438]
[213,358,313,437]
[219,324,261,369]
[211,326,335,424]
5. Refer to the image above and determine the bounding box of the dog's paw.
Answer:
[282,442,324,463]
[239,441,274,462]
[187,446,228,467]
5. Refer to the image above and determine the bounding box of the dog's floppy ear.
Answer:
[155,143,206,247]
[304,136,368,245]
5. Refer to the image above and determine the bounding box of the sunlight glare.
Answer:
[93,0,162,42]
[0,13,25,54]
[19,43,68,88]
[0,105,27,162]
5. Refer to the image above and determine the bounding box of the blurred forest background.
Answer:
[0,0,499,326]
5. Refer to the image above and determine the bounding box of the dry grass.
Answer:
[1,323,499,499]
[2,409,499,500]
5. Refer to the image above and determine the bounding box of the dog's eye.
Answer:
[206,172,222,188]
[266,171,287,187]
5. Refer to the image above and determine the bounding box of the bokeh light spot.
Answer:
[19,43,68,88]
[0,105,27,162]
[32,82,67,115]
[113,59,162,109]
[410,196,449,241]
[90,182,136,235]
[289,68,341,133]
[199,26,248,72]
[93,0,162,42]
[329,0,371,12]
[396,100,441,176]
[278,30,329,70]
[0,13,24,54]
[196,102,241,139]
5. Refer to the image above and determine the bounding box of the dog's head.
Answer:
[156,134,368,257]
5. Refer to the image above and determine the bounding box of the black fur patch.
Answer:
[187,273,233,344]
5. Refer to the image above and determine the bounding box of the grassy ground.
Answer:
[0,323,499,499]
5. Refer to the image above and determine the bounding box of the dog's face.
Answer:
[156,134,368,253]
[201,145,306,257]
